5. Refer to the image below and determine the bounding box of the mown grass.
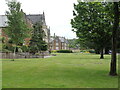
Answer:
[2,53,118,88]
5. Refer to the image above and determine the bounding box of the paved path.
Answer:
[44,56,52,58]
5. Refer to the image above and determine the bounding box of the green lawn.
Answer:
[2,53,118,88]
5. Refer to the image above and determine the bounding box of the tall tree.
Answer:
[5,0,30,60]
[71,2,112,59]
[29,22,47,54]
[109,2,119,76]
[68,39,80,49]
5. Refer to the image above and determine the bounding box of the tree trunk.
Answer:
[41,51,44,58]
[100,48,104,59]
[109,2,119,76]
[105,48,109,54]
[13,46,17,61]
[95,49,100,54]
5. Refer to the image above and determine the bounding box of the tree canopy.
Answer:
[29,22,47,54]
[5,0,31,60]
[5,0,31,46]
[71,2,113,59]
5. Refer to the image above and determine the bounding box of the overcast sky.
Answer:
[0,0,78,39]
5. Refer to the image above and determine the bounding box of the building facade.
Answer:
[0,12,50,47]
[26,12,50,44]
[49,35,69,50]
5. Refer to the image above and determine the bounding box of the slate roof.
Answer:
[0,15,8,27]
[26,14,44,24]
[49,37,54,43]
[59,37,65,42]
[50,36,69,44]
[59,37,69,43]
[0,14,45,27]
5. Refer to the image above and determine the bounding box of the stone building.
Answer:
[0,12,50,47]
[49,34,69,50]
[0,14,33,45]
[26,12,50,44]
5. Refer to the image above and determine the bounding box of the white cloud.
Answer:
[0,0,77,39]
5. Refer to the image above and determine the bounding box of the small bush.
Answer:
[35,53,40,55]
[8,39,13,44]
[80,49,95,53]
[2,49,12,53]
[2,44,18,52]
[51,50,57,53]
[2,44,8,49]
[21,45,29,52]
[80,50,87,53]
[57,50,73,53]
[89,50,95,53]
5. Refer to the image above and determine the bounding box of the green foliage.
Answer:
[2,49,12,53]
[80,49,96,54]
[8,39,13,44]
[5,0,31,46]
[57,50,73,53]
[2,44,8,50]
[51,50,73,53]
[40,42,47,51]
[80,49,91,53]
[51,50,57,53]
[89,50,95,53]
[21,45,29,52]
[2,44,15,52]
[68,39,80,49]
[71,2,113,52]
[117,48,120,53]
[29,22,47,53]
[1,37,5,43]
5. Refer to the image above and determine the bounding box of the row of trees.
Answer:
[71,2,119,76]
[3,0,47,60]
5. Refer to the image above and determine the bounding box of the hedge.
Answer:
[57,50,73,53]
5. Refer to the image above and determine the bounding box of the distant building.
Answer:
[49,34,69,50]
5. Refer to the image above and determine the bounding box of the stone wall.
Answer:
[1,51,50,59]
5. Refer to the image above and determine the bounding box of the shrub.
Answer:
[2,37,5,43]
[80,50,87,53]
[51,50,57,53]
[57,50,73,53]
[89,50,95,53]
[2,44,19,52]
[80,49,95,53]
[2,44,8,49]
[2,44,14,52]
[2,49,12,53]
[8,39,13,44]
[35,53,40,56]
[21,45,29,52]
[85,51,90,53]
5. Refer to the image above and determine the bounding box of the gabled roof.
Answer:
[0,15,8,27]
[26,14,45,24]
[0,14,45,28]
[50,36,69,44]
